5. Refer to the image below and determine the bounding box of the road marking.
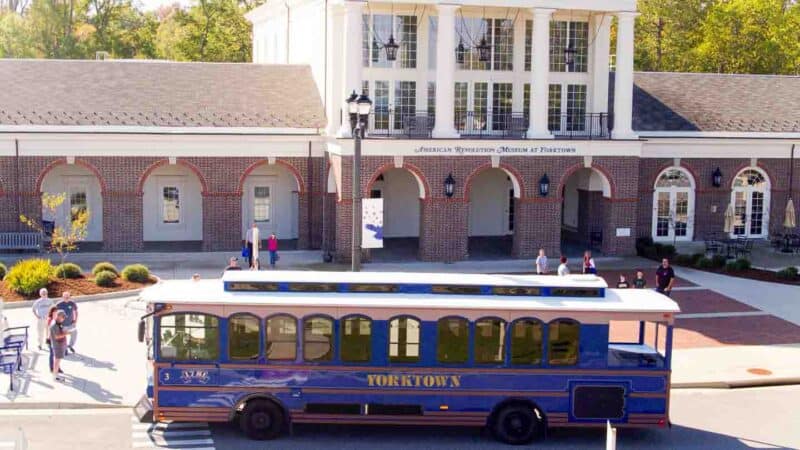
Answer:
[131,414,215,449]
[132,438,215,448]
[671,286,707,291]
[131,422,210,430]
[132,430,211,438]
[676,311,770,319]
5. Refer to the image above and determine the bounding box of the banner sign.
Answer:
[362,198,384,249]
[413,145,578,156]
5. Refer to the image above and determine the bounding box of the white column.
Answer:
[325,4,344,137]
[338,1,365,138]
[612,11,638,139]
[431,4,459,139]
[527,8,555,139]
[590,14,611,114]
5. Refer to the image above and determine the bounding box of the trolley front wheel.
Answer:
[239,399,284,440]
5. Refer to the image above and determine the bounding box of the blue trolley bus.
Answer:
[135,271,679,445]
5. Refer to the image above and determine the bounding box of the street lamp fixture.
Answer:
[384,35,399,62]
[476,36,491,63]
[539,173,550,197]
[348,91,372,272]
[712,167,723,188]
[444,173,456,198]
[456,38,466,65]
[564,43,576,71]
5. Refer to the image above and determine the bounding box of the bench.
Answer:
[0,232,43,252]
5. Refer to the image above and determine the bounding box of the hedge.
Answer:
[92,262,119,276]
[121,264,150,283]
[54,262,83,279]
[4,259,52,296]
[94,270,118,287]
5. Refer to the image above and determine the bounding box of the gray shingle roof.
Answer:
[0,59,325,129]
[630,71,800,133]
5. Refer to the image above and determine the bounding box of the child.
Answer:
[633,270,647,289]
[557,256,570,276]
[535,249,549,274]
[616,274,630,288]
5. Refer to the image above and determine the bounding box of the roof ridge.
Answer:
[635,70,800,79]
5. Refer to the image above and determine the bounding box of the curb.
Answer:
[672,377,800,389]
[0,402,132,410]
[2,289,144,309]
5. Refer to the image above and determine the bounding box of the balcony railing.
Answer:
[351,109,612,140]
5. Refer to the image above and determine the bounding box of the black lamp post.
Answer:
[712,167,723,188]
[347,91,373,272]
[539,174,550,197]
[384,35,399,62]
[444,173,456,198]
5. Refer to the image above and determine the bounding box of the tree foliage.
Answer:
[20,192,90,272]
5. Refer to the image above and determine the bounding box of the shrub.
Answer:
[711,254,727,268]
[636,237,654,256]
[94,270,117,287]
[4,259,52,296]
[673,254,693,266]
[0,262,6,280]
[695,257,714,269]
[121,264,150,283]
[92,262,118,276]
[691,253,705,265]
[659,244,677,259]
[776,267,799,280]
[725,258,751,272]
[54,262,83,279]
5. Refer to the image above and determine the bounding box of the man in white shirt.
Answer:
[557,256,570,276]
[31,288,53,351]
[244,222,260,268]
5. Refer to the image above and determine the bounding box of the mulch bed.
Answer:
[0,274,155,302]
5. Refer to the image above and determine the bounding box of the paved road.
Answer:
[1,386,798,450]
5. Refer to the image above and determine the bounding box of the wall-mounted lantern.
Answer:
[539,174,550,197]
[712,167,723,188]
[444,173,456,198]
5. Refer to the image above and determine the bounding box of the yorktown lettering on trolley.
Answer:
[413,145,577,155]
[367,373,462,388]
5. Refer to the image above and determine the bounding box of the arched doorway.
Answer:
[560,167,611,255]
[141,162,204,250]
[240,162,302,249]
[652,167,696,242]
[39,162,104,245]
[731,167,770,238]
[367,167,425,261]
[466,167,520,259]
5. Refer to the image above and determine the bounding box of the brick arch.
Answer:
[136,159,209,195]
[364,162,431,200]
[35,158,109,194]
[237,159,306,195]
[558,163,616,199]
[651,163,700,189]
[463,163,526,200]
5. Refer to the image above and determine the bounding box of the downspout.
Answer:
[307,141,313,249]
[285,1,291,63]
[14,138,21,231]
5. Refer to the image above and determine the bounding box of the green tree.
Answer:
[20,192,90,273]
[0,11,38,57]
[26,0,92,58]
[634,0,712,72]
[161,0,252,62]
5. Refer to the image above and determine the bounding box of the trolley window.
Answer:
[304,316,334,362]
[510,319,543,365]
[228,313,260,360]
[340,316,372,362]
[389,316,421,363]
[474,318,505,364]
[548,319,580,365]
[158,313,219,361]
[437,317,469,364]
[266,314,297,361]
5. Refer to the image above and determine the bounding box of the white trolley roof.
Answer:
[140,271,680,316]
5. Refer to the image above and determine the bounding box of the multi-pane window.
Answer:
[454,82,468,129]
[524,20,532,71]
[266,314,296,361]
[548,319,579,365]
[510,319,543,365]
[455,18,513,71]
[732,169,769,237]
[492,83,512,131]
[303,316,334,362]
[473,82,488,131]
[656,192,671,237]
[159,313,219,361]
[254,186,271,223]
[475,318,505,364]
[69,191,87,223]
[162,186,180,224]
[228,314,260,360]
[550,21,589,72]
[389,316,420,363]
[340,316,371,362]
[374,80,390,130]
[393,81,416,129]
[547,84,562,131]
[437,317,468,363]
[566,84,587,131]
[363,15,417,68]
[523,83,530,124]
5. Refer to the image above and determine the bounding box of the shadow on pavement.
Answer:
[209,422,793,449]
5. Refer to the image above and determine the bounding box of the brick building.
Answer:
[2,0,799,262]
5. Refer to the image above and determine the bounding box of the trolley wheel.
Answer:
[491,404,543,445]
[239,399,284,440]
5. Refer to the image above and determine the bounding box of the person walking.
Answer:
[46,306,59,374]
[535,249,549,275]
[56,291,78,355]
[655,258,676,297]
[633,270,647,289]
[557,256,570,276]
[50,310,68,382]
[267,233,279,269]
[32,288,53,351]
[245,222,260,269]
[582,250,597,274]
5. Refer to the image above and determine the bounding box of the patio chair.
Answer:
[736,239,753,259]
[0,344,22,390]
[2,325,29,353]
[770,234,784,251]
[705,239,722,255]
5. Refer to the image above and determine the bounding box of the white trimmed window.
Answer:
[731,168,770,238]
[162,186,180,224]
[455,18,514,71]
[550,21,588,72]
[652,168,695,241]
[362,14,418,69]
[253,186,271,223]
